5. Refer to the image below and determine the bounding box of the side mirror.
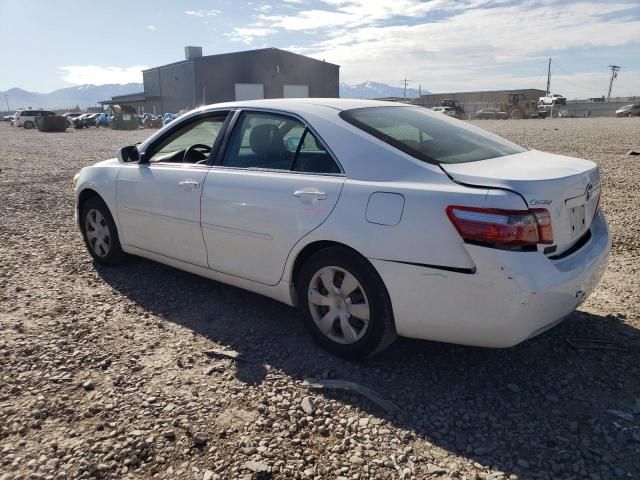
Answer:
[118,145,140,163]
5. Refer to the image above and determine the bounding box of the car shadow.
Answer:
[96,258,640,478]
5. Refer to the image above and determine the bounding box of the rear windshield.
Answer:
[340,106,526,164]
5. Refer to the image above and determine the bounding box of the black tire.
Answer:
[23,121,34,129]
[296,247,397,359]
[80,196,125,266]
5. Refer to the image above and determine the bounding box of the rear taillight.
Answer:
[446,206,553,246]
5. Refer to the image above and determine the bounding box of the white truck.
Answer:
[539,93,567,106]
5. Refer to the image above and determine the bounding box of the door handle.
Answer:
[294,189,327,200]
[178,180,200,189]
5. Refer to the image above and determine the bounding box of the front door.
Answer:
[201,110,345,285]
[116,113,228,267]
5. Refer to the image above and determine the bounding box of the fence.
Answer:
[416,100,634,118]
[564,101,631,118]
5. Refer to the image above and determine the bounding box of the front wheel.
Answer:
[80,196,125,266]
[297,247,397,359]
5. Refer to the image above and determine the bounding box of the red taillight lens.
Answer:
[530,208,553,244]
[446,206,553,246]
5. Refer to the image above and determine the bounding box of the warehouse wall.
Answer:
[194,49,339,104]
[143,61,197,113]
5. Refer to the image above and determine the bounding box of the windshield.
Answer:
[340,106,526,164]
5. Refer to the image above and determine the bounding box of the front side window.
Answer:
[340,106,526,164]
[222,111,341,174]
[148,114,227,164]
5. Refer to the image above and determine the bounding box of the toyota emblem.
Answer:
[585,183,593,201]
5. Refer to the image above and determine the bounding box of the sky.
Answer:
[0,0,639,99]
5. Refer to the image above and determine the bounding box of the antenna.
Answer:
[607,65,621,102]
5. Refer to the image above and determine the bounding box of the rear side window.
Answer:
[340,106,525,164]
[222,111,340,174]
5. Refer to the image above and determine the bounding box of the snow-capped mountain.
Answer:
[339,81,427,99]
[1,81,428,111]
[1,83,144,110]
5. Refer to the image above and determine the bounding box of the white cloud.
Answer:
[255,4,272,13]
[147,25,156,31]
[185,9,222,17]
[59,65,147,85]
[227,27,276,44]
[278,0,640,97]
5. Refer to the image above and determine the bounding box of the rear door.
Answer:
[201,110,345,285]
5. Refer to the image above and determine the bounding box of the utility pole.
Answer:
[401,78,411,101]
[3,93,10,112]
[607,65,621,102]
[546,58,551,96]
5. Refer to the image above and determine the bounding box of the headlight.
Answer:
[73,173,80,188]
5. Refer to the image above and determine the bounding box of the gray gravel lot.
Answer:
[1,117,639,480]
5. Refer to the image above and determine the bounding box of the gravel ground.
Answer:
[0,117,639,480]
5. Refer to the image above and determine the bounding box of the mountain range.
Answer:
[1,81,428,110]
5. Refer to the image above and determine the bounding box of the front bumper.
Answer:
[371,212,611,348]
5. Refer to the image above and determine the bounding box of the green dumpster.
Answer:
[109,105,139,130]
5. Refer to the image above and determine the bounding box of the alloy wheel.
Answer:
[308,266,370,344]
[85,209,111,257]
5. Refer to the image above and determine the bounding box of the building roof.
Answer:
[98,92,146,105]
[141,47,340,73]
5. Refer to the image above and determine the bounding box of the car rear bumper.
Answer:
[371,211,611,348]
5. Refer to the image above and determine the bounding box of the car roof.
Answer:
[195,98,409,116]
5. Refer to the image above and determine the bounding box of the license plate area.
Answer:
[568,204,586,239]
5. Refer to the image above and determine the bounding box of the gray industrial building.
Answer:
[100,47,339,114]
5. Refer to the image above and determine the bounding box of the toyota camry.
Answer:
[73,99,610,358]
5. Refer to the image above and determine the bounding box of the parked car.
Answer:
[615,104,640,117]
[430,106,455,117]
[539,94,567,106]
[14,109,56,129]
[73,113,101,128]
[74,99,610,358]
[474,108,510,120]
[63,112,83,127]
[2,115,12,122]
[72,113,90,128]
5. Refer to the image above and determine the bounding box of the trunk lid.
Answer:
[442,149,600,256]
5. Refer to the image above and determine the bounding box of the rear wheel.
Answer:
[297,247,397,359]
[510,108,522,119]
[23,121,34,129]
[80,196,125,266]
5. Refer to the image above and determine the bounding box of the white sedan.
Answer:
[74,99,610,358]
